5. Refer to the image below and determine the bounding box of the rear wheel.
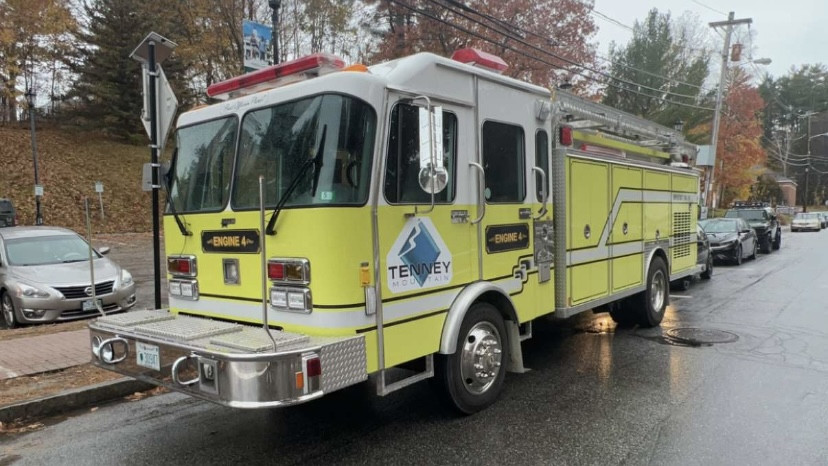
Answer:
[734,245,743,266]
[750,241,758,260]
[435,302,508,414]
[2,292,19,329]
[772,231,781,250]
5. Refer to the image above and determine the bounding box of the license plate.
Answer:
[82,299,102,311]
[136,342,161,371]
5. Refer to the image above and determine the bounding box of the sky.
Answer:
[592,0,828,78]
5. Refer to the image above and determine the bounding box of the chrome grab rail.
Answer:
[532,166,548,219]
[95,337,129,364]
[469,162,486,224]
[171,355,200,386]
[259,176,279,351]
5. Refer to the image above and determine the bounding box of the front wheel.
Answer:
[2,292,19,329]
[435,302,508,414]
[701,254,713,280]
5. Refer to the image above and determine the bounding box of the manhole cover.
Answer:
[666,328,739,345]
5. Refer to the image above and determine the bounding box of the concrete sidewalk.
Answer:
[0,329,90,380]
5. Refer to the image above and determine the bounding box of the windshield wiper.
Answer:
[265,125,327,236]
[165,148,192,236]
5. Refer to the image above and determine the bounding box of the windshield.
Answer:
[701,220,738,233]
[170,116,238,213]
[794,213,819,219]
[724,209,766,221]
[232,94,376,209]
[5,235,100,266]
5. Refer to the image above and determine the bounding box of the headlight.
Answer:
[17,283,50,299]
[121,269,134,287]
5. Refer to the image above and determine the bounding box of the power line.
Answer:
[691,0,727,17]
[593,53,716,93]
[404,0,714,110]
[591,9,633,32]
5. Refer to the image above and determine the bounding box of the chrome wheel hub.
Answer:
[460,322,503,395]
[651,270,666,313]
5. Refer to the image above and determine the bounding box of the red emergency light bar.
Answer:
[206,53,346,99]
[451,48,508,74]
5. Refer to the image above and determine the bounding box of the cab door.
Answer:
[376,97,476,369]
[474,80,537,321]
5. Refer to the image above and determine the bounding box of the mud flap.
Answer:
[505,320,530,373]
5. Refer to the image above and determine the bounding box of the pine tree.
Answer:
[67,0,189,140]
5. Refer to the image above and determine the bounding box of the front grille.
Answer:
[55,281,115,299]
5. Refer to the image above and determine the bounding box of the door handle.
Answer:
[469,162,485,224]
[532,166,548,219]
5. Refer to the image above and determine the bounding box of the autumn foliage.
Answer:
[695,70,767,206]
[366,0,598,89]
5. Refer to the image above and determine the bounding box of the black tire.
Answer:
[608,301,636,326]
[701,254,713,279]
[632,256,669,327]
[750,242,758,260]
[672,277,691,291]
[760,235,772,254]
[435,302,508,414]
[2,292,19,329]
[734,245,743,266]
[772,231,781,250]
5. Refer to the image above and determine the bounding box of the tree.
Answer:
[365,0,598,90]
[601,9,710,133]
[67,0,190,140]
[0,0,75,122]
[693,69,767,206]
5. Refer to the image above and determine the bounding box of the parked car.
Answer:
[817,212,828,229]
[723,202,781,253]
[0,226,136,328]
[699,218,757,266]
[0,198,15,228]
[671,224,713,290]
[791,212,822,232]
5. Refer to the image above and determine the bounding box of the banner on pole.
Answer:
[243,20,273,71]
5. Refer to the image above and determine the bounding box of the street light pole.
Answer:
[805,166,810,212]
[25,89,43,225]
[269,0,281,65]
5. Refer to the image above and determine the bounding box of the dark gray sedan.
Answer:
[699,218,758,266]
[0,226,136,328]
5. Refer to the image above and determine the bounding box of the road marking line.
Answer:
[671,294,692,299]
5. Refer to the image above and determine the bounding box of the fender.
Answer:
[439,281,516,354]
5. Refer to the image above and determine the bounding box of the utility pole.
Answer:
[705,12,752,208]
[269,0,281,65]
[25,89,43,225]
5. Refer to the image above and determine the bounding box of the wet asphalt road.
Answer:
[4,229,828,465]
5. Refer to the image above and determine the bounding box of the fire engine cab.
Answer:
[90,49,700,413]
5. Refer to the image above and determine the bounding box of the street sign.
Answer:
[95,181,104,193]
[34,185,43,196]
[141,65,178,152]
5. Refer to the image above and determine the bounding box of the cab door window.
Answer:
[482,121,525,203]
[384,103,457,204]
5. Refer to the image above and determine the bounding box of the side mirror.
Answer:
[98,246,111,255]
[417,105,448,194]
[741,229,751,234]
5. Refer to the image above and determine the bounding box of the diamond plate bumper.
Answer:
[88,310,367,409]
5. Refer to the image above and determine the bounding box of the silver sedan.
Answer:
[0,226,136,328]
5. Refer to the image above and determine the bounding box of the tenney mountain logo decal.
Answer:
[386,217,452,293]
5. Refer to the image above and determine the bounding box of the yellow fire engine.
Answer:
[90,49,700,413]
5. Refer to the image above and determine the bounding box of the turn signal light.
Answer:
[267,258,310,284]
[168,256,197,277]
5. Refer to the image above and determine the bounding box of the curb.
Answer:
[0,378,155,424]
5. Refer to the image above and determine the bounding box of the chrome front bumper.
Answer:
[89,310,367,409]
